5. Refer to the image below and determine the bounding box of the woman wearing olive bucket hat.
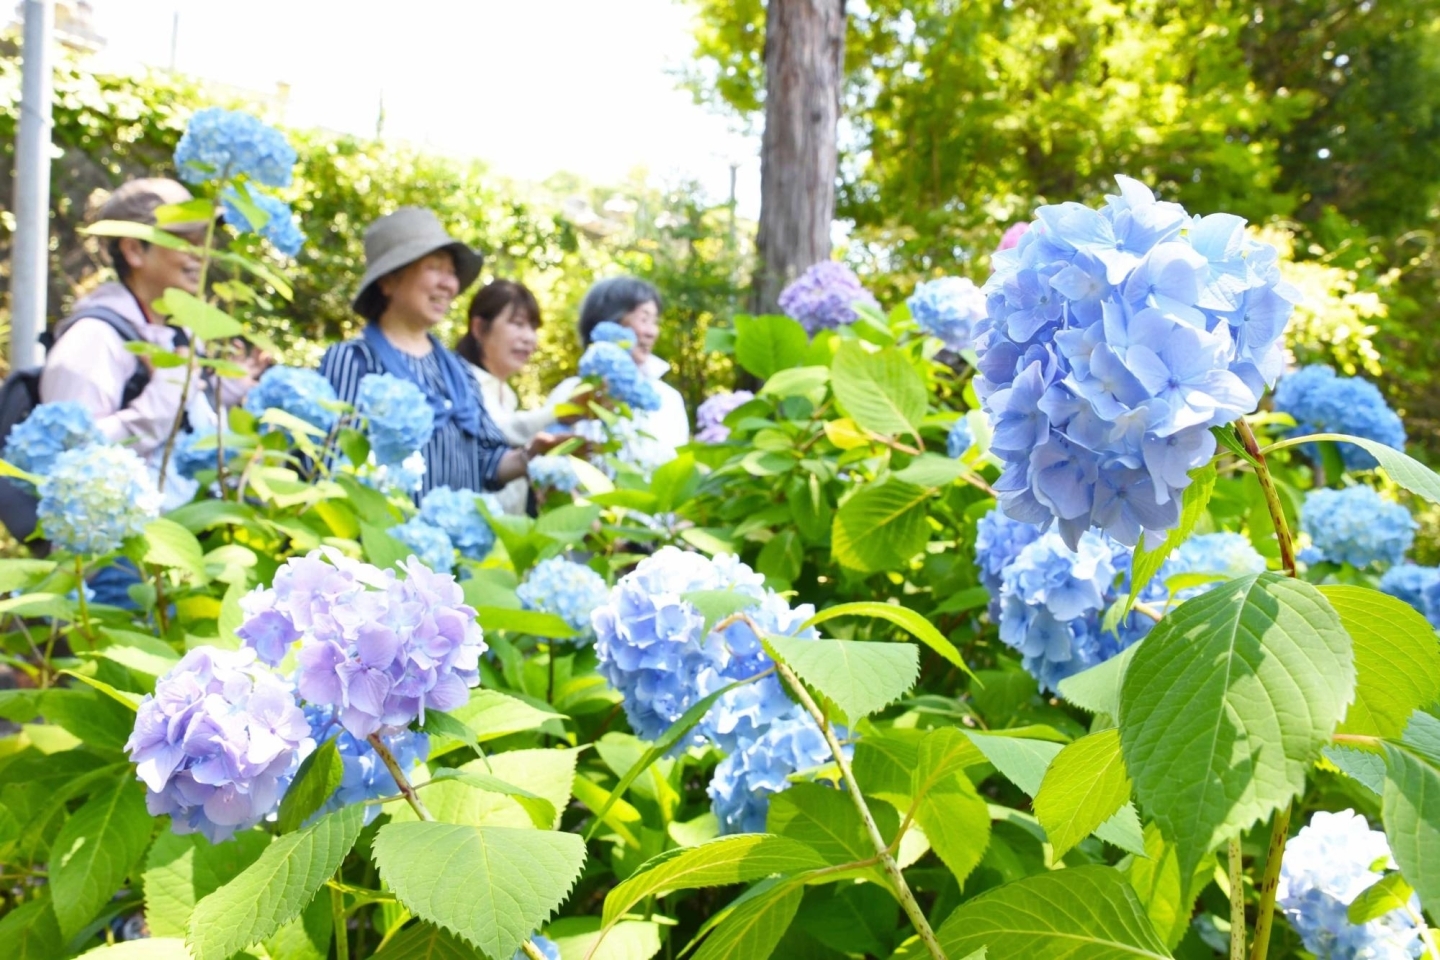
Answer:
[319,207,554,495]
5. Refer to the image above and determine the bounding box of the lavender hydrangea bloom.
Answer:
[1273,365,1407,471]
[174,107,297,187]
[947,418,974,459]
[779,262,879,335]
[221,188,304,257]
[38,445,162,555]
[1278,810,1424,960]
[528,455,581,493]
[708,708,834,834]
[236,548,486,737]
[126,647,313,843]
[306,707,428,825]
[1301,486,1415,568]
[243,366,340,433]
[1160,532,1267,602]
[357,374,436,465]
[418,486,499,561]
[3,401,101,477]
[387,517,456,572]
[1380,564,1440,627]
[908,277,988,352]
[578,342,661,412]
[517,557,610,642]
[696,390,755,444]
[976,175,1298,548]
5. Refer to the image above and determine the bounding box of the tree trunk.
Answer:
[750,0,846,316]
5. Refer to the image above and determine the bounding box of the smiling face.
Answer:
[120,228,206,303]
[475,302,539,379]
[619,300,660,364]
[379,251,460,328]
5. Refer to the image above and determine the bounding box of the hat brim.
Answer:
[352,238,484,314]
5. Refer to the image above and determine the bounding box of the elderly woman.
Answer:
[320,208,549,495]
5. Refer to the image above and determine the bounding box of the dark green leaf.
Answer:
[276,738,343,833]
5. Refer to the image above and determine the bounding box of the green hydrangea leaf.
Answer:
[1034,729,1134,860]
[830,341,926,439]
[692,881,804,960]
[51,777,153,939]
[765,635,918,721]
[1318,585,1440,738]
[143,829,272,937]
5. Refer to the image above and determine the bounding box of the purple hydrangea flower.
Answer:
[908,277,987,352]
[779,262,879,335]
[696,390,755,444]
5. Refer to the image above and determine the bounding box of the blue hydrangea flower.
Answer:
[1161,532,1267,602]
[1274,365,1406,471]
[778,262,879,335]
[1380,564,1440,627]
[126,646,313,843]
[3,401,102,477]
[947,417,974,459]
[517,557,610,643]
[515,937,561,960]
[528,455,581,493]
[38,445,162,555]
[1301,486,1415,568]
[388,517,456,572]
[591,321,636,349]
[173,426,241,481]
[592,547,815,751]
[696,390,755,444]
[708,708,834,835]
[306,707,428,825]
[364,451,426,495]
[174,107,297,187]
[974,508,1045,618]
[1278,809,1424,960]
[243,366,340,434]
[418,486,499,561]
[908,277,988,352]
[357,374,436,466]
[976,175,1298,549]
[578,342,661,412]
[236,548,486,738]
[221,187,304,257]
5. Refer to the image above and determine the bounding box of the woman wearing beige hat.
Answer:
[319,207,550,495]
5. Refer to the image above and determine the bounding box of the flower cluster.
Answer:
[947,417,974,459]
[1379,564,1440,629]
[221,187,304,257]
[418,486,500,561]
[174,107,297,187]
[708,708,833,834]
[976,175,1298,548]
[696,390,755,444]
[356,374,436,465]
[974,508,1044,618]
[364,451,426,495]
[1278,809,1424,960]
[306,707,428,825]
[243,366,340,434]
[1273,365,1406,471]
[528,455,581,493]
[997,222,1030,252]
[38,445,162,555]
[591,321,636,349]
[236,549,486,737]
[778,261,879,335]
[1300,486,1414,568]
[1161,531,1267,602]
[126,647,313,843]
[908,277,987,352]
[388,517,456,572]
[173,426,230,481]
[3,402,102,477]
[517,557,610,642]
[578,342,661,412]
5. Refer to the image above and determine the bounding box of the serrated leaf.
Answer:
[801,601,974,678]
[144,830,272,937]
[1319,585,1440,738]
[1125,823,1216,950]
[1124,464,1216,614]
[912,729,991,884]
[76,938,195,958]
[692,881,803,960]
[1271,432,1440,504]
[853,731,925,808]
[735,314,809,380]
[766,782,878,866]
[935,864,1173,959]
[1034,729,1134,859]
[187,805,365,960]
[547,917,663,960]
[831,480,932,573]
[0,895,63,960]
[154,288,244,342]
[765,636,918,721]
[277,738,343,833]
[371,922,484,959]
[965,733,1063,795]
[681,589,762,635]
[426,768,556,829]
[50,777,153,938]
[1381,739,1440,913]
[760,365,829,398]
[1118,574,1354,877]
[1347,872,1415,924]
[372,821,585,959]
[395,749,575,830]
[1057,645,1139,718]
[446,689,564,746]
[830,342,925,439]
[143,517,208,578]
[1323,744,1387,795]
[602,835,827,928]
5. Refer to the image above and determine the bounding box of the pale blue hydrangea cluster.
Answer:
[908,277,988,352]
[38,445,162,555]
[708,708,834,834]
[515,937,561,960]
[1300,486,1415,568]
[517,557,610,642]
[125,647,313,843]
[590,321,636,349]
[578,341,661,412]
[174,426,237,481]
[305,707,428,826]
[1278,809,1424,960]
[1161,531,1267,602]
[236,548,486,738]
[174,107,297,187]
[1380,565,1440,629]
[974,508,1044,619]
[418,486,500,561]
[947,418,974,458]
[387,517,456,572]
[696,390,755,444]
[364,451,426,496]
[976,175,1298,548]
[356,374,436,465]
[221,187,304,257]
[243,366,340,434]
[1273,365,1406,471]
[3,401,101,477]
[778,261,879,335]
[528,454,581,493]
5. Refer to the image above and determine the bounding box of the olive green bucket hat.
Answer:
[352,207,483,316]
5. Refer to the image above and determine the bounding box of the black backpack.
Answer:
[0,307,152,548]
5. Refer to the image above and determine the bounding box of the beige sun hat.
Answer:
[93,177,212,232]
[352,207,483,316]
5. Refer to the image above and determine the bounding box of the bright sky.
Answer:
[82,0,761,215]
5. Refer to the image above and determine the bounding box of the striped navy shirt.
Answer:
[319,338,511,495]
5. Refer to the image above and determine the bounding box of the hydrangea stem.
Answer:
[1234,420,1296,578]
[72,555,94,649]
[1228,837,1245,960]
[158,196,222,490]
[773,659,948,960]
[520,940,548,960]
[367,733,434,822]
[330,880,349,960]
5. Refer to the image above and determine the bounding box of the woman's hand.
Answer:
[525,432,566,457]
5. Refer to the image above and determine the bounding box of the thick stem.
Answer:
[520,940,549,960]
[367,733,434,822]
[774,659,948,960]
[1248,805,1291,960]
[1228,837,1245,960]
[330,881,349,960]
[72,556,94,649]
[158,198,222,489]
[1234,420,1296,578]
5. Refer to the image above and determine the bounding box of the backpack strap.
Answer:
[48,306,153,407]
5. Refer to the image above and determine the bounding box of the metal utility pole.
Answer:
[10,0,55,371]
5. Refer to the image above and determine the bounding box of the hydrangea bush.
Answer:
[3,401,102,477]
[778,261,879,334]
